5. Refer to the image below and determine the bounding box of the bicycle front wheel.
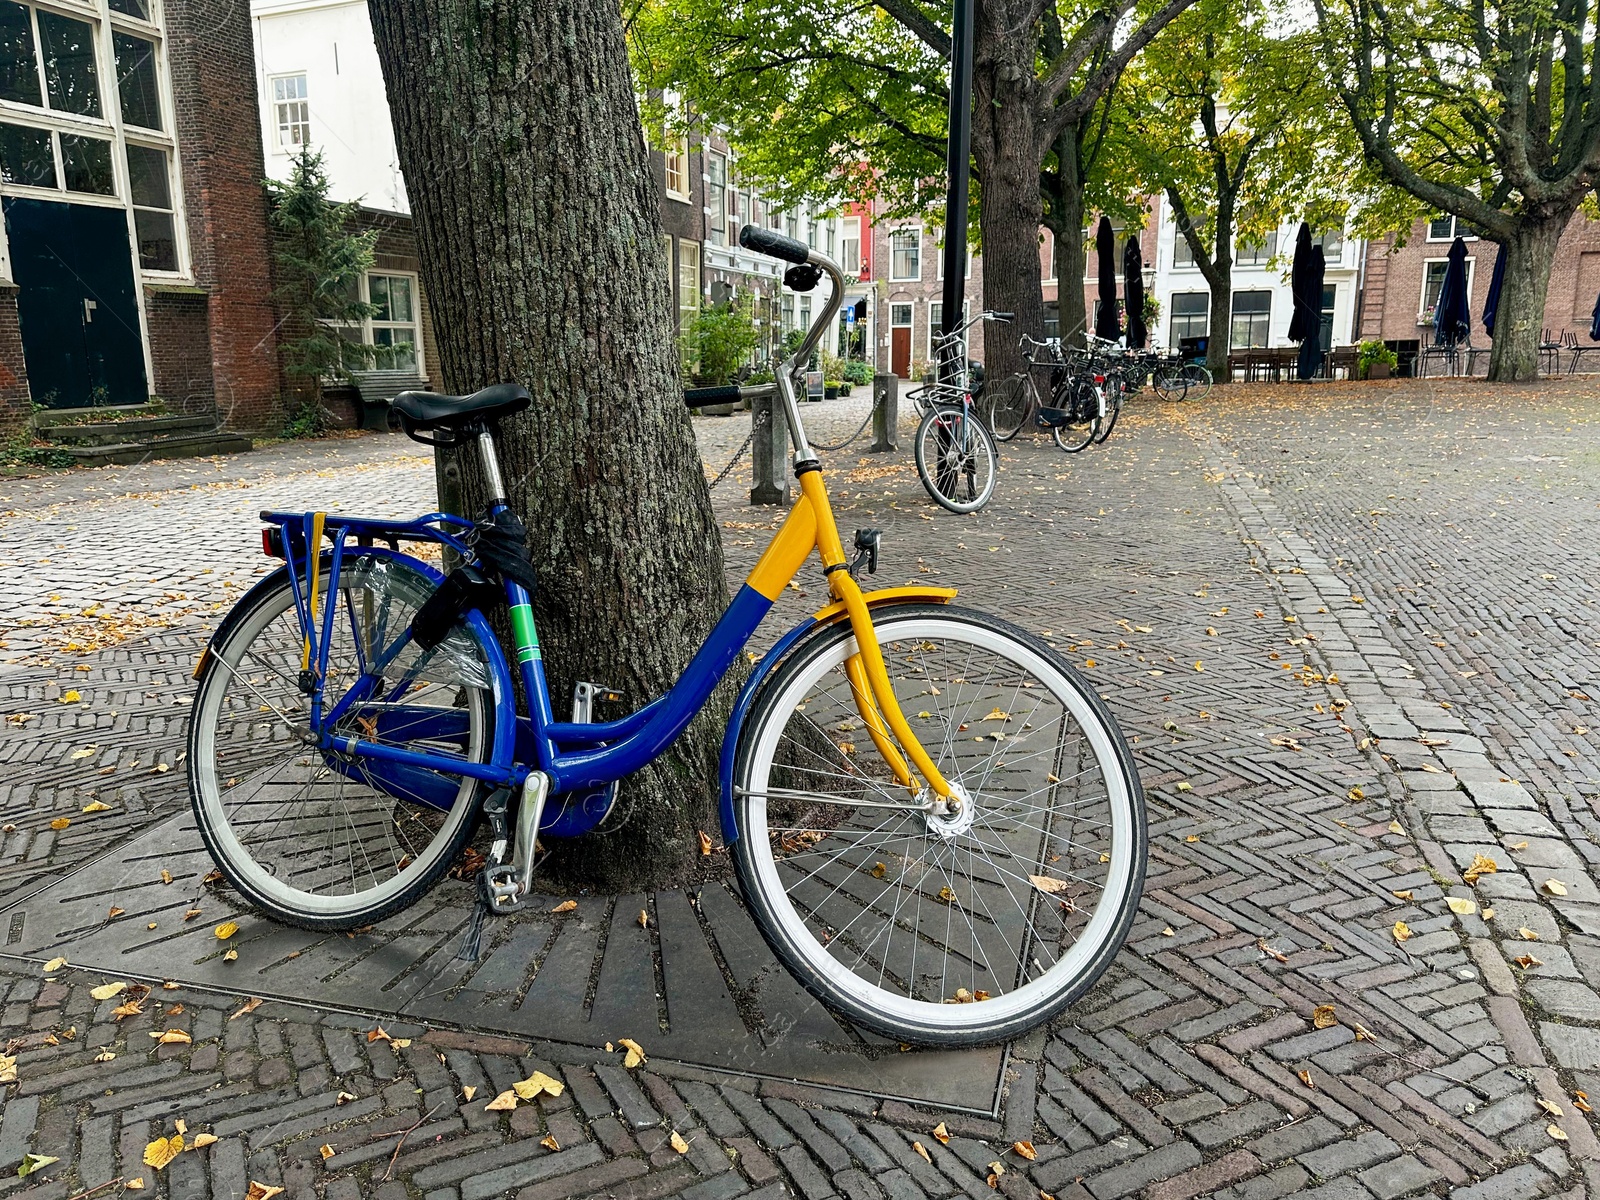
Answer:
[188,552,499,930]
[1152,369,1188,402]
[984,375,1031,442]
[914,406,998,513]
[1093,387,1123,444]
[731,606,1146,1046]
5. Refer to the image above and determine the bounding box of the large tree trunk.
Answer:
[1050,135,1089,351]
[1487,212,1569,383]
[1206,267,1232,379]
[971,50,1044,384]
[369,0,731,891]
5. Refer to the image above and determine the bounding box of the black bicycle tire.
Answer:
[986,375,1031,442]
[914,406,998,513]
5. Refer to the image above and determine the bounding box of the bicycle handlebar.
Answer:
[739,224,811,265]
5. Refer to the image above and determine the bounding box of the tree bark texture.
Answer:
[1047,134,1088,351]
[1487,213,1570,383]
[368,0,732,891]
[971,14,1045,385]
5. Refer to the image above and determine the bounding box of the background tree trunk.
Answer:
[1050,135,1089,351]
[1487,213,1569,383]
[971,55,1044,384]
[1205,266,1232,378]
[369,0,732,892]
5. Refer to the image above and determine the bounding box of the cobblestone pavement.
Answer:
[2,380,1599,1199]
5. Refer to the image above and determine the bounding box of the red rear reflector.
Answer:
[1094,375,1105,384]
[262,528,274,556]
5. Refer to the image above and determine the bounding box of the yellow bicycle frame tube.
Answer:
[742,469,953,800]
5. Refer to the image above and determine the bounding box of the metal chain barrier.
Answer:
[705,426,756,491]
[809,402,876,452]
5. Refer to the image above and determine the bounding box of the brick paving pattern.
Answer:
[1,380,1597,1198]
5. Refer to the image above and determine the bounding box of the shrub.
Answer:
[682,297,761,385]
[1357,339,1398,377]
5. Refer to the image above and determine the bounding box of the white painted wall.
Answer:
[1148,194,1363,351]
[252,0,408,213]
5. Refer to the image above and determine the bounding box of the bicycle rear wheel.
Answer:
[984,375,1031,442]
[914,405,997,513]
[1093,385,1124,444]
[1178,363,1213,401]
[731,605,1146,1046]
[1152,368,1189,402]
[189,552,499,930]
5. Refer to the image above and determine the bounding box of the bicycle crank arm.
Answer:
[479,772,549,912]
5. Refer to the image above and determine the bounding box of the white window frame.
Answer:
[1234,230,1278,268]
[889,226,921,281]
[678,237,700,325]
[1169,291,1209,342]
[1419,256,1475,321]
[270,72,309,152]
[705,150,727,246]
[1228,289,1272,350]
[841,216,860,275]
[660,90,688,202]
[1426,216,1477,243]
[340,269,423,375]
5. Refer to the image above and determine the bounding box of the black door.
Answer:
[4,197,148,408]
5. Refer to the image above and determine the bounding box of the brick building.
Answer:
[872,218,983,377]
[0,0,279,429]
[1358,212,1600,371]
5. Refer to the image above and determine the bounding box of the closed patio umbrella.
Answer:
[1296,244,1326,380]
[1095,216,1122,342]
[1123,235,1146,349]
[1286,222,1314,345]
[1434,236,1471,345]
[1482,242,1506,336]
[1591,291,1599,341]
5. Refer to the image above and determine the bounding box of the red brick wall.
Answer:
[0,288,29,430]
[165,0,280,430]
[145,289,215,413]
[1361,212,1600,347]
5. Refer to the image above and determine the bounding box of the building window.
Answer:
[1229,290,1271,349]
[1234,230,1277,268]
[706,152,726,246]
[663,135,687,200]
[929,301,940,357]
[1427,215,1476,242]
[126,143,175,269]
[38,8,101,116]
[1313,228,1344,262]
[1173,228,1205,269]
[1421,257,1474,317]
[1043,300,1059,339]
[824,220,835,258]
[678,239,700,327]
[785,211,797,241]
[890,229,920,281]
[781,292,794,332]
[113,30,161,130]
[1170,292,1208,342]
[0,121,55,188]
[367,273,419,370]
[1320,284,1336,351]
[0,3,41,106]
[273,73,310,150]
[731,183,746,241]
[842,217,860,274]
[891,303,912,327]
[798,294,810,334]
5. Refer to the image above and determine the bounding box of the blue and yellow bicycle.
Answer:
[188,226,1146,1045]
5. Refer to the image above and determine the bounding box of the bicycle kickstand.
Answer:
[479,772,550,913]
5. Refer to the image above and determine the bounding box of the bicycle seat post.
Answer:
[476,424,508,507]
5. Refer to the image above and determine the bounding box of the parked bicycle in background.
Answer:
[906,309,1012,513]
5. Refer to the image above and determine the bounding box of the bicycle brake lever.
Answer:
[851,528,881,577]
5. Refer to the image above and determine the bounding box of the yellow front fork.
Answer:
[798,472,952,800]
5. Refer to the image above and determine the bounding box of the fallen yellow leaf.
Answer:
[1392,890,1414,900]
[143,1132,184,1170]
[552,900,577,914]
[82,800,111,813]
[1312,1005,1337,1029]
[1028,875,1069,895]
[618,1037,646,1069]
[1446,897,1477,915]
[1542,880,1568,896]
[43,956,66,973]
[484,1089,518,1112]
[246,1184,285,1200]
[0,1054,15,1083]
[1393,921,1412,943]
[61,690,81,703]
[932,1122,950,1144]
[150,1029,191,1045]
[540,1133,560,1151]
[1538,1098,1564,1118]
[1012,1140,1036,1161]
[49,817,70,831]
[192,1133,217,1149]
[1463,854,1498,885]
[698,830,713,856]
[1548,1125,1569,1142]
[214,921,239,940]
[462,1085,476,1101]
[1519,928,1541,941]
[90,982,127,1001]
[913,1141,932,1163]
[512,1071,565,1100]
[670,1131,690,1154]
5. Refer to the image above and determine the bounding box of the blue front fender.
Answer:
[717,616,822,845]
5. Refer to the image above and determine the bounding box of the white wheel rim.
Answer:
[740,615,1137,1030]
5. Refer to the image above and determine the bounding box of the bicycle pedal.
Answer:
[571,681,623,724]
[479,864,527,912]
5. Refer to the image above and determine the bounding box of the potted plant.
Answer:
[680,296,761,413]
[824,380,842,399]
[1357,339,1398,380]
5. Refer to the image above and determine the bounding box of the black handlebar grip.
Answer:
[739,224,812,265]
[684,385,744,409]
[990,311,1015,321]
